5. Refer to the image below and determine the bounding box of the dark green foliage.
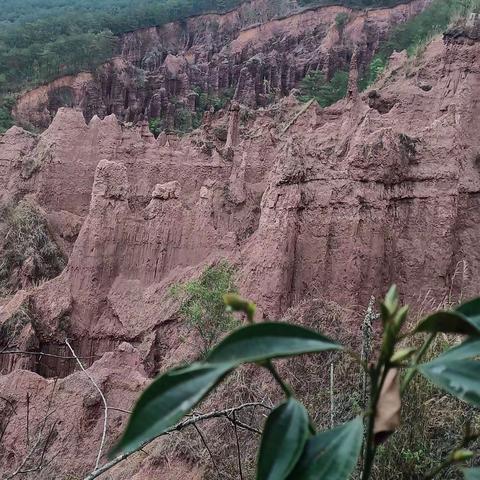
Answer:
[0,95,15,134]
[257,399,309,480]
[148,117,166,138]
[0,201,66,295]
[0,1,244,96]
[205,322,341,365]
[335,12,349,30]
[298,70,348,107]
[170,261,239,352]
[110,361,234,456]
[287,417,364,480]
[192,86,235,129]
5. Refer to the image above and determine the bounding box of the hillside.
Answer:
[1,0,480,479]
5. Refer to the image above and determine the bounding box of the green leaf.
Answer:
[456,298,480,329]
[206,323,342,365]
[287,417,364,480]
[419,358,480,406]
[463,468,480,479]
[110,362,233,457]
[416,298,480,335]
[434,337,480,362]
[415,311,480,336]
[257,398,309,480]
[383,285,399,316]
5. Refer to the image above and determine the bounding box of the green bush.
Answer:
[0,95,15,134]
[113,286,480,480]
[335,12,349,30]
[170,261,239,353]
[298,70,349,107]
[148,117,165,138]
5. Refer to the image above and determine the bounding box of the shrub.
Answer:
[0,302,31,346]
[0,201,66,295]
[298,70,349,107]
[113,286,480,480]
[148,117,165,138]
[0,95,15,133]
[169,261,239,353]
[335,12,349,31]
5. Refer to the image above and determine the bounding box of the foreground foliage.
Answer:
[113,287,480,479]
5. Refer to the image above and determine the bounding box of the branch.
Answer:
[281,98,314,134]
[65,338,108,470]
[83,402,271,480]
[0,350,99,360]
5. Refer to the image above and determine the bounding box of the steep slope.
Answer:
[1,13,480,480]
[13,0,430,130]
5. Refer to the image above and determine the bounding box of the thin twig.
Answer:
[0,350,99,360]
[193,423,223,477]
[233,411,244,480]
[65,338,108,470]
[225,414,262,435]
[83,402,270,480]
[281,98,315,134]
[107,407,132,415]
[26,393,30,447]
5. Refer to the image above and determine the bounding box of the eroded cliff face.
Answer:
[13,0,431,130]
[1,20,480,478]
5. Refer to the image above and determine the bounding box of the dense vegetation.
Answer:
[0,0,245,96]
[298,70,349,107]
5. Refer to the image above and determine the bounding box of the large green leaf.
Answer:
[415,311,480,335]
[419,358,480,407]
[257,398,309,480]
[110,362,233,456]
[464,468,480,480]
[206,323,341,365]
[287,417,364,480]
[416,298,480,335]
[434,337,480,362]
[456,298,480,328]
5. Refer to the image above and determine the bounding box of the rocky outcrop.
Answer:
[1,31,480,478]
[13,0,432,130]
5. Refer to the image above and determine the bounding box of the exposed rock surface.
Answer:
[13,0,431,130]
[1,28,480,478]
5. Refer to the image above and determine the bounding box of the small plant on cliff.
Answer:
[148,117,165,138]
[0,201,66,296]
[298,70,349,107]
[169,261,239,353]
[0,94,15,134]
[112,286,480,479]
[335,12,349,31]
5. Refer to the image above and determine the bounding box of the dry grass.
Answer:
[0,200,66,296]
